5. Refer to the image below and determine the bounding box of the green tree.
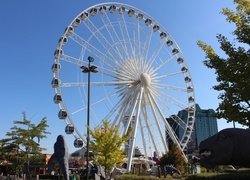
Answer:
[159,144,185,170]
[0,112,50,177]
[197,0,250,127]
[88,119,132,179]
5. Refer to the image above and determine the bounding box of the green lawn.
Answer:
[115,169,250,180]
[186,169,250,180]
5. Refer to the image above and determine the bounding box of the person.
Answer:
[72,171,77,180]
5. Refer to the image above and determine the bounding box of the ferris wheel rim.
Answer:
[51,2,196,165]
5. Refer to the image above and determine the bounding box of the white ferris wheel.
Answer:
[51,2,195,170]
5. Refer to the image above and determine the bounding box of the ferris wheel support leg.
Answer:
[126,88,143,172]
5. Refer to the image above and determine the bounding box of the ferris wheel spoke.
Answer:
[148,99,184,151]
[141,25,154,63]
[114,86,146,129]
[152,71,183,81]
[82,19,123,62]
[98,86,137,126]
[117,13,137,60]
[149,56,175,76]
[138,116,148,159]
[132,15,142,61]
[136,23,149,74]
[115,14,131,60]
[136,20,142,60]
[149,86,188,111]
[99,65,135,81]
[60,80,135,88]
[111,100,131,128]
[146,39,167,72]
[140,104,161,157]
[144,89,169,152]
[147,89,182,146]
[127,87,144,170]
[70,90,118,116]
[140,108,159,158]
[149,90,188,130]
[151,83,187,92]
[68,32,117,68]
[67,117,86,144]
[61,54,84,66]
[123,90,141,134]
[100,13,130,60]
[106,95,129,126]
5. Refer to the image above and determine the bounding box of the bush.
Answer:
[37,174,80,180]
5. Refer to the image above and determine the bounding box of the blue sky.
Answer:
[0,0,242,154]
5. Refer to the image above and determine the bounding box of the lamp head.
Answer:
[90,65,98,73]
[88,56,94,62]
[80,66,89,73]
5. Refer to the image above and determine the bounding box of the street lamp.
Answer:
[80,56,98,180]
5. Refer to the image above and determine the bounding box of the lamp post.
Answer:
[80,56,98,180]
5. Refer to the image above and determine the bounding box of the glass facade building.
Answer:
[167,104,218,153]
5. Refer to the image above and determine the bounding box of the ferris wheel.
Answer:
[51,2,195,169]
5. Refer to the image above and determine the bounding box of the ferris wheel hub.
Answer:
[140,73,151,86]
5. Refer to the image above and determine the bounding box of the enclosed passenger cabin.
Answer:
[73,18,81,27]
[51,62,61,73]
[183,135,189,141]
[90,7,97,16]
[177,57,184,64]
[188,116,195,123]
[181,66,188,73]
[118,6,125,14]
[160,32,167,39]
[153,25,159,32]
[54,49,63,59]
[128,9,135,17]
[189,106,195,112]
[186,126,193,132]
[184,76,191,83]
[53,93,62,104]
[58,36,67,46]
[58,109,67,119]
[81,12,89,21]
[172,48,179,55]
[51,78,60,88]
[145,18,152,26]
[166,40,173,46]
[65,26,74,36]
[65,124,74,134]
[187,86,194,93]
[183,146,188,152]
[74,138,84,148]
[136,13,143,20]
[188,96,195,102]
[109,5,116,13]
[99,5,106,14]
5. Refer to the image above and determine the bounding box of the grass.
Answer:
[186,169,250,180]
[115,169,250,180]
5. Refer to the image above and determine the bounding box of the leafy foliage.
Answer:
[197,0,250,127]
[0,112,50,175]
[159,144,185,170]
[88,119,132,177]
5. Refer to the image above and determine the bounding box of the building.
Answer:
[167,104,218,154]
[192,104,218,147]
